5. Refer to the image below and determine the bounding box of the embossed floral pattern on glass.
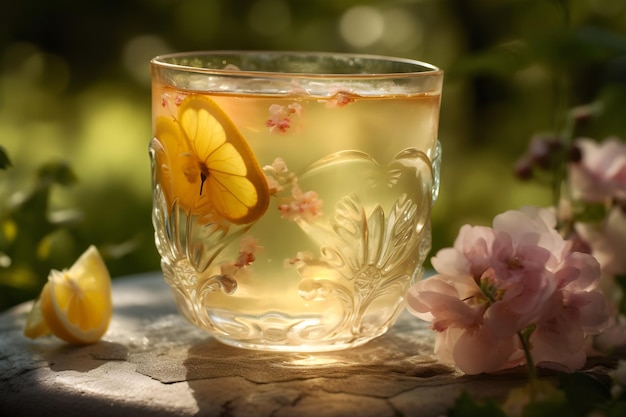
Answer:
[150,52,443,352]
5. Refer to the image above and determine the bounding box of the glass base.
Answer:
[213,332,384,353]
[184,307,399,352]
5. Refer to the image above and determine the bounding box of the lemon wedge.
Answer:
[24,245,112,344]
[23,296,52,339]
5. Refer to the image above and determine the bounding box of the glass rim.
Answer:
[150,50,442,79]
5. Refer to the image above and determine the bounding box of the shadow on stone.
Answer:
[181,323,456,417]
[36,341,129,373]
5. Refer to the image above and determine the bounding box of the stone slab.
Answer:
[0,272,534,417]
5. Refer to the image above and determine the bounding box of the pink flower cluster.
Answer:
[264,157,323,222]
[160,93,184,119]
[264,157,293,195]
[220,235,261,277]
[569,137,626,203]
[266,103,303,134]
[407,206,610,375]
[278,184,323,222]
[568,138,626,280]
[234,235,260,268]
[324,91,356,108]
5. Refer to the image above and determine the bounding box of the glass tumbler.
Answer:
[149,51,443,352]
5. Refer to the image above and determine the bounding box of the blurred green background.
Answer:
[1,0,625,311]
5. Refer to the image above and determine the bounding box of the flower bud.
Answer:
[514,157,533,181]
[529,136,562,170]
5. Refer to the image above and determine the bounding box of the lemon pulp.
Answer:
[24,245,112,344]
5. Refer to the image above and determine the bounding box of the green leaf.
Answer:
[503,380,568,417]
[577,26,626,56]
[604,400,626,417]
[559,372,611,415]
[37,228,78,269]
[36,160,78,186]
[450,41,532,78]
[449,391,508,417]
[617,275,626,316]
[0,146,11,170]
[521,398,573,417]
[574,202,607,223]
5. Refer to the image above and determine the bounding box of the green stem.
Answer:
[550,0,573,213]
[518,328,538,396]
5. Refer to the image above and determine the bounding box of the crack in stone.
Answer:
[268,391,315,416]
[0,358,49,382]
[220,398,237,417]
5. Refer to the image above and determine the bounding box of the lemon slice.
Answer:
[153,95,269,225]
[23,296,52,339]
[24,245,112,344]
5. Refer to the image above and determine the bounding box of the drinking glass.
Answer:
[149,51,443,352]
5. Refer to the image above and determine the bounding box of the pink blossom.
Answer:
[283,250,314,269]
[448,325,520,376]
[493,206,568,259]
[407,276,484,327]
[407,206,609,374]
[262,157,324,222]
[263,157,295,194]
[278,184,323,222]
[160,93,185,118]
[531,288,609,369]
[219,235,261,276]
[325,91,356,108]
[266,103,303,134]
[430,224,495,279]
[569,137,626,203]
[575,206,626,280]
[265,176,281,195]
[288,102,303,117]
[268,157,288,174]
[566,138,626,317]
[234,235,260,268]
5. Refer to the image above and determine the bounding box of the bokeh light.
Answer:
[122,35,171,86]
[1,0,625,311]
[248,0,292,37]
[380,8,423,52]
[340,6,385,48]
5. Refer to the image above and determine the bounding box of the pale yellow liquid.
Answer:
[151,85,440,351]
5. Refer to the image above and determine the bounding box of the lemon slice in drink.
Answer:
[24,245,112,344]
[153,95,269,225]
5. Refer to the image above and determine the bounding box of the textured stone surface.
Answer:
[0,272,533,417]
